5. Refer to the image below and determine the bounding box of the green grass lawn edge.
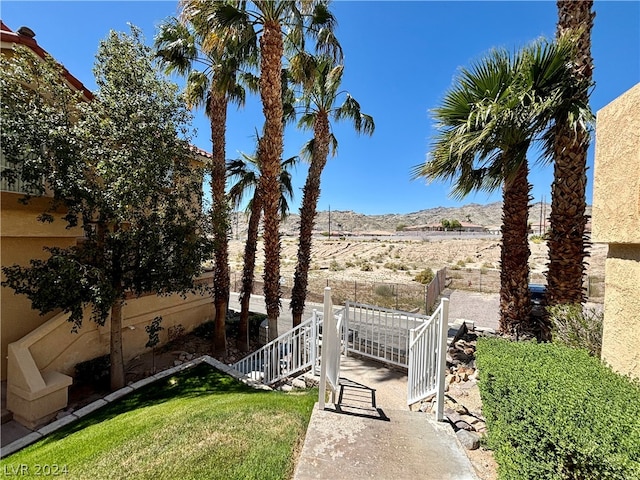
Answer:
[1,363,317,480]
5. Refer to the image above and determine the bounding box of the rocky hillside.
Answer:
[228,202,592,237]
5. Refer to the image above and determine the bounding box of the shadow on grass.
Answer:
[42,363,262,442]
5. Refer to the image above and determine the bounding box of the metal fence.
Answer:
[231,267,448,314]
[447,268,605,302]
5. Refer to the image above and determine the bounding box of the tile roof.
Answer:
[1,21,212,159]
[1,20,93,100]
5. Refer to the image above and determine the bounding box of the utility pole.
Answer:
[542,196,547,235]
[539,198,543,236]
[328,204,331,239]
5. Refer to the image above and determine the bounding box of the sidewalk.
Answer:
[294,356,478,480]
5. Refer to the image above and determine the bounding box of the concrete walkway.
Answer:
[234,290,476,476]
[294,356,478,480]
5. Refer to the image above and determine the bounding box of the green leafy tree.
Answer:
[289,55,374,326]
[450,219,462,230]
[190,0,342,340]
[414,38,590,339]
[1,28,212,390]
[440,219,451,229]
[155,16,257,358]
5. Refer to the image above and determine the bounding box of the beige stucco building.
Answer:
[592,82,640,379]
[1,23,215,428]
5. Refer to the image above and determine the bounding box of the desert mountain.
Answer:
[229,202,591,237]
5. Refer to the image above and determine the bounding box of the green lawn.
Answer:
[1,364,317,479]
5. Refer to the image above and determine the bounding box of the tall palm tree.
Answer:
[289,56,374,327]
[414,40,587,338]
[547,0,595,306]
[155,17,256,357]
[188,0,342,340]
[227,141,296,351]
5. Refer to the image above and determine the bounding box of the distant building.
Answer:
[404,222,487,233]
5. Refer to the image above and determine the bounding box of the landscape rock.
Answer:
[456,430,481,450]
[291,378,307,390]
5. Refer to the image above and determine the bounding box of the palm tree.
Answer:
[189,0,342,340]
[227,141,296,351]
[155,17,255,357]
[414,40,587,338]
[289,56,374,327]
[547,0,595,306]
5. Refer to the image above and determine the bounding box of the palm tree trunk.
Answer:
[237,190,262,352]
[209,91,230,357]
[499,159,533,338]
[548,0,594,306]
[291,113,330,326]
[259,21,284,341]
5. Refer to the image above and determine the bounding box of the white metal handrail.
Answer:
[231,313,319,385]
[231,304,346,386]
[343,301,430,367]
[407,298,449,420]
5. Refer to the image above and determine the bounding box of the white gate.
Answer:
[318,288,343,409]
[407,298,449,420]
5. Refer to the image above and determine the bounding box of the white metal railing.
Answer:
[407,298,449,420]
[232,313,320,385]
[231,297,345,386]
[343,301,431,367]
[319,288,343,409]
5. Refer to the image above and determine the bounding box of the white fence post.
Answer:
[435,298,449,421]
[311,310,318,376]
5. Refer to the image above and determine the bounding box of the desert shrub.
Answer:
[530,234,544,244]
[168,324,185,342]
[414,268,435,285]
[456,260,466,268]
[547,304,603,356]
[477,339,640,480]
[482,262,494,269]
[384,262,409,271]
[345,261,355,268]
[75,354,110,389]
[329,260,344,271]
[360,262,373,271]
[374,284,394,297]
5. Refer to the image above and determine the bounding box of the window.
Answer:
[0,149,42,195]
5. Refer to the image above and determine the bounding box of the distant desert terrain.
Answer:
[228,234,606,296]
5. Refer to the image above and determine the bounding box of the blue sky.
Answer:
[2,1,639,214]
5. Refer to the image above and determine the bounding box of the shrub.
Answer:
[75,354,110,389]
[530,234,544,244]
[374,284,394,297]
[329,260,344,271]
[360,262,373,272]
[414,268,435,285]
[476,339,640,479]
[547,304,603,356]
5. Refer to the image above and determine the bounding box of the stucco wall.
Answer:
[592,83,640,379]
[1,192,83,380]
[21,282,215,377]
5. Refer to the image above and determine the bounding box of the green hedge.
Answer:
[476,338,640,479]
